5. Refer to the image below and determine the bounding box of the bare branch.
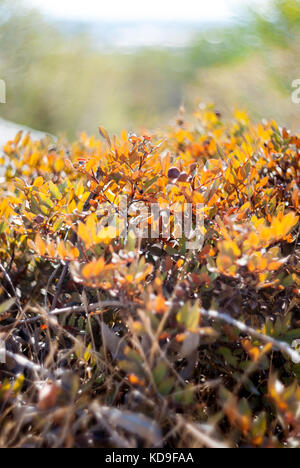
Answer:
[177,415,230,449]
[200,308,300,364]
[0,301,130,329]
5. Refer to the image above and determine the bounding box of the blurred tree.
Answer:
[0,0,300,138]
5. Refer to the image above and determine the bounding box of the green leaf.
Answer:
[38,192,54,209]
[173,384,195,405]
[182,384,195,406]
[153,362,167,385]
[143,176,159,192]
[49,182,62,201]
[158,377,175,396]
[124,348,143,364]
[53,217,63,233]
[238,398,251,417]
[0,298,16,315]
[252,412,267,439]
[281,329,300,344]
[0,221,7,234]
[30,194,42,215]
[218,347,238,367]
[176,303,200,330]
[118,360,141,375]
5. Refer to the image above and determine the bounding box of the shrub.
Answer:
[0,106,299,448]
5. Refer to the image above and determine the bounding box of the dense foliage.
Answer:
[0,107,299,448]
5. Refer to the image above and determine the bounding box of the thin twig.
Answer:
[5,350,50,377]
[45,264,61,311]
[200,308,300,364]
[0,301,130,328]
[0,263,35,340]
[292,222,300,255]
[0,263,22,313]
[177,415,230,449]
[51,263,68,311]
[4,302,299,365]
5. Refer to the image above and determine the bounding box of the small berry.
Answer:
[178,172,188,182]
[168,167,180,179]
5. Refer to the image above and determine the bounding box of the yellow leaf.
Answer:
[97,226,118,244]
[49,182,61,201]
[35,234,46,256]
[33,177,44,187]
[78,222,93,247]
[47,242,57,259]
[86,215,97,243]
[57,241,67,258]
[98,126,111,149]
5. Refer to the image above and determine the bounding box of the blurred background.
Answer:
[0,0,300,139]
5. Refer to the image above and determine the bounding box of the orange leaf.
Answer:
[35,234,46,257]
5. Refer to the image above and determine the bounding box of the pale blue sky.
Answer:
[25,0,268,22]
